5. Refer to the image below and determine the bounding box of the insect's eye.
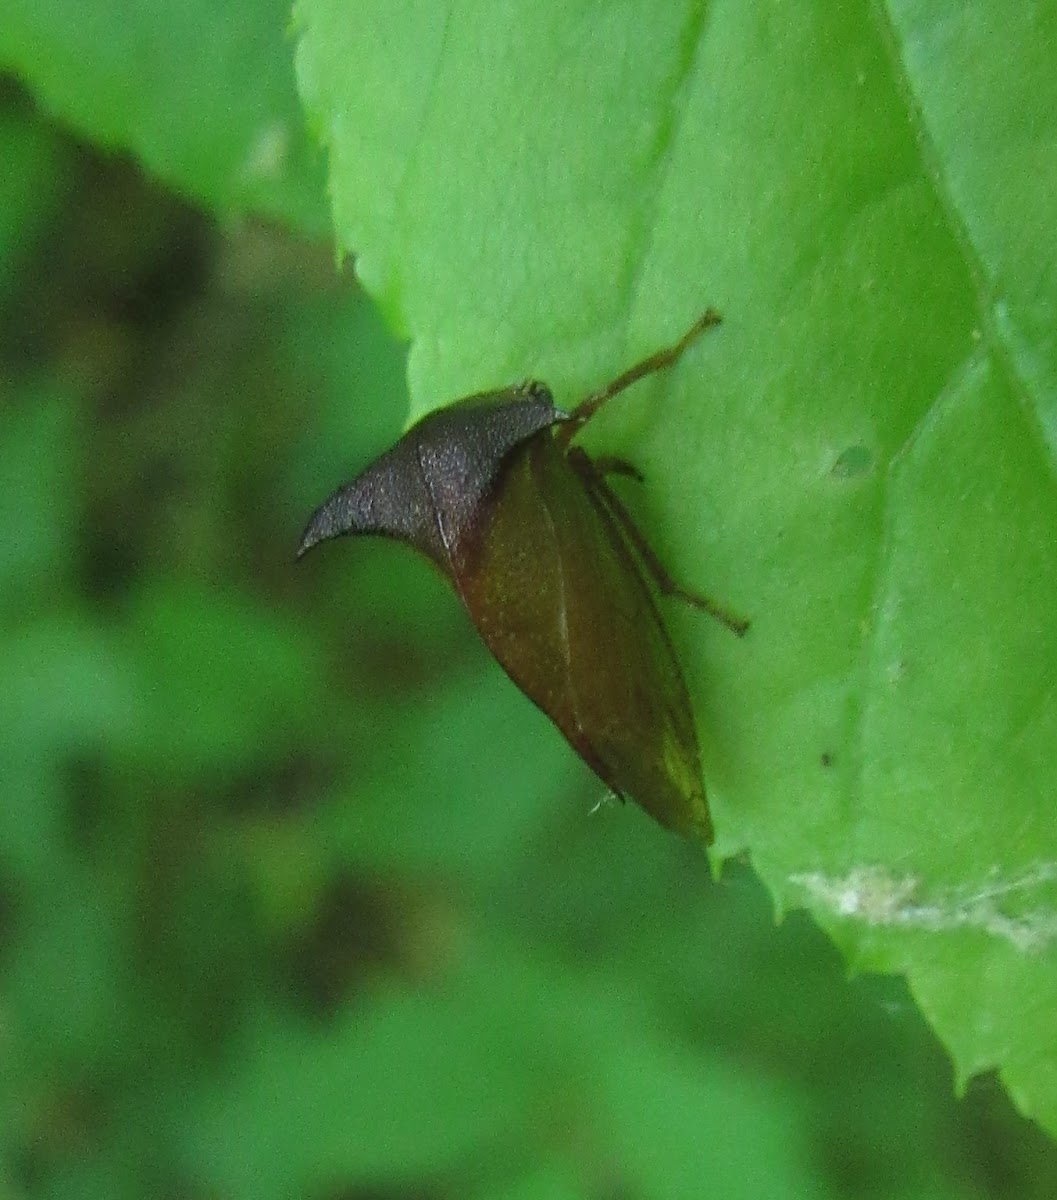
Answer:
[518,380,550,403]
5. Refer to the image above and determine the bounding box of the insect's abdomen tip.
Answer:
[692,811,715,846]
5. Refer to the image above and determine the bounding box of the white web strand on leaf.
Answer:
[790,863,1057,953]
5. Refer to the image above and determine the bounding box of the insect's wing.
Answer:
[453,436,712,842]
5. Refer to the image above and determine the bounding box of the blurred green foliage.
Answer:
[2,81,1057,1200]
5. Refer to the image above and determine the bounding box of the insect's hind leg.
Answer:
[570,448,749,637]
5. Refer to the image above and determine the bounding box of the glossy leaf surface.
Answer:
[295,0,1057,1135]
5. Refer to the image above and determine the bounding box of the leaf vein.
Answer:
[869,0,1057,493]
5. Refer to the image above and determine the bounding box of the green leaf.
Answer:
[295,0,1057,1137]
[0,0,328,233]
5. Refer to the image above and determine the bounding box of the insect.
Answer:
[298,309,746,842]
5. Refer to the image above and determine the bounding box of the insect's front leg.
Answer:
[555,308,722,448]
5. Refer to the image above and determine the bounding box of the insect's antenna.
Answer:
[556,308,721,448]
